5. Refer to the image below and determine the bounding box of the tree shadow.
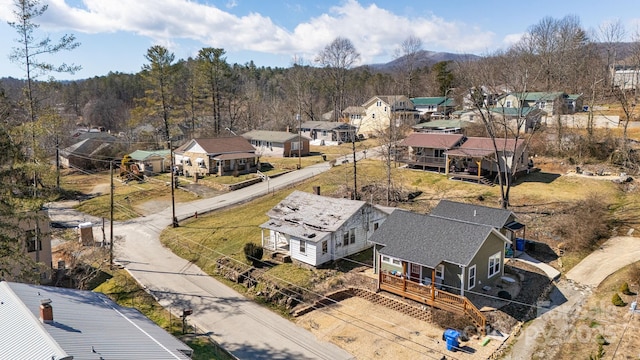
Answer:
[514,171,561,185]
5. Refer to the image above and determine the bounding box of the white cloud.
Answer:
[503,33,524,47]
[226,0,238,9]
[0,0,496,65]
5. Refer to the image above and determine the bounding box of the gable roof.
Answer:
[0,281,192,360]
[413,119,472,130]
[431,199,516,229]
[129,149,171,161]
[446,136,524,157]
[241,130,307,143]
[411,97,447,106]
[61,138,113,157]
[300,121,356,131]
[342,106,366,115]
[489,106,543,117]
[177,136,255,154]
[399,133,465,149]
[510,92,566,101]
[260,190,367,242]
[369,210,501,268]
[362,95,411,108]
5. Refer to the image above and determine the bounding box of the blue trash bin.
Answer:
[444,329,460,351]
[515,238,525,251]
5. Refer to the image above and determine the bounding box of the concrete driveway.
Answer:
[566,236,640,286]
[49,162,354,359]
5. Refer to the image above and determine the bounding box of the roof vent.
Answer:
[474,210,477,217]
[40,298,53,323]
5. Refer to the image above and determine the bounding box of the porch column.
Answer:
[431,269,436,302]
[377,253,382,290]
[460,265,465,297]
[476,159,482,182]
[445,157,450,176]
[402,262,407,292]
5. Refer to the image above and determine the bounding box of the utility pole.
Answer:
[55,135,60,191]
[296,113,301,169]
[109,160,114,268]
[169,140,178,228]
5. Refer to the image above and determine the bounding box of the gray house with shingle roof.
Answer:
[368,209,510,296]
[242,130,310,158]
[260,190,390,266]
[299,121,357,145]
[0,281,192,360]
[431,199,525,242]
[174,136,257,177]
[398,133,466,172]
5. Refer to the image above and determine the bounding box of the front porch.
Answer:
[379,271,487,335]
[400,155,447,172]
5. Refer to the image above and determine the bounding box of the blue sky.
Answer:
[0,0,639,80]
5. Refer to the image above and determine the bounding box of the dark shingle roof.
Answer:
[369,210,496,268]
[430,199,515,229]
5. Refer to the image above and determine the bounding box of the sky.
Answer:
[0,0,639,80]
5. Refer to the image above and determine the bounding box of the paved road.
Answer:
[50,161,356,359]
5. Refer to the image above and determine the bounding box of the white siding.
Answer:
[290,238,318,266]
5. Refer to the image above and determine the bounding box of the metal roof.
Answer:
[2,281,192,360]
[260,190,367,242]
[368,210,500,268]
[411,97,447,106]
[129,149,171,161]
[241,130,307,143]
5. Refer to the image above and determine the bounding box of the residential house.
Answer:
[412,119,472,134]
[368,209,511,333]
[0,212,53,283]
[342,106,366,124]
[260,190,390,267]
[445,137,529,185]
[431,200,526,243]
[397,133,466,172]
[128,149,171,175]
[411,96,455,119]
[242,130,310,158]
[357,95,419,137]
[59,136,117,170]
[489,106,545,133]
[0,281,193,360]
[174,136,258,177]
[565,94,584,114]
[497,92,567,116]
[611,64,640,90]
[299,121,357,145]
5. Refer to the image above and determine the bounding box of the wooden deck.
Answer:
[399,156,447,171]
[379,272,486,334]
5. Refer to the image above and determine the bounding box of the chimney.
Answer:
[286,125,290,133]
[473,210,477,217]
[313,186,320,196]
[40,299,53,323]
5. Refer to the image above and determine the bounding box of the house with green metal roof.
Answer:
[242,130,310,157]
[128,149,171,175]
[496,91,568,115]
[411,96,455,119]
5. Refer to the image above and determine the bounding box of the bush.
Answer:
[611,293,626,307]
[551,195,611,252]
[243,243,264,266]
[595,333,609,346]
[620,282,633,295]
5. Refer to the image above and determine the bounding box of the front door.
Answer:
[409,263,421,282]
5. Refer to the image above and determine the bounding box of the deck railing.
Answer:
[379,272,486,334]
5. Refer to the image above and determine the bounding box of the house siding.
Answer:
[290,237,318,266]
[467,233,506,290]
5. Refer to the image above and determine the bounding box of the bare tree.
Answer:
[316,37,361,122]
[596,19,626,89]
[393,35,423,97]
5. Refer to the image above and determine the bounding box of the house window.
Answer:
[435,264,444,280]
[322,240,328,255]
[384,106,387,112]
[26,230,41,253]
[468,265,476,289]
[488,252,501,278]
[291,140,301,151]
[505,100,512,108]
[343,232,349,246]
[382,255,390,263]
[350,229,355,244]
[376,100,382,106]
[238,158,246,165]
[373,222,379,231]
[381,255,401,266]
[372,113,375,118]
[299,240,306,254]
[322,130,328,136]
[392,258,401,266]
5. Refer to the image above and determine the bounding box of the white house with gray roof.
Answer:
[0,281,193,360]
[260,190,390,266]
[299,121,357,145]
[241,130,310,158]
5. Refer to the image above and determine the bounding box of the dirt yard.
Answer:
[295,296,504,360]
